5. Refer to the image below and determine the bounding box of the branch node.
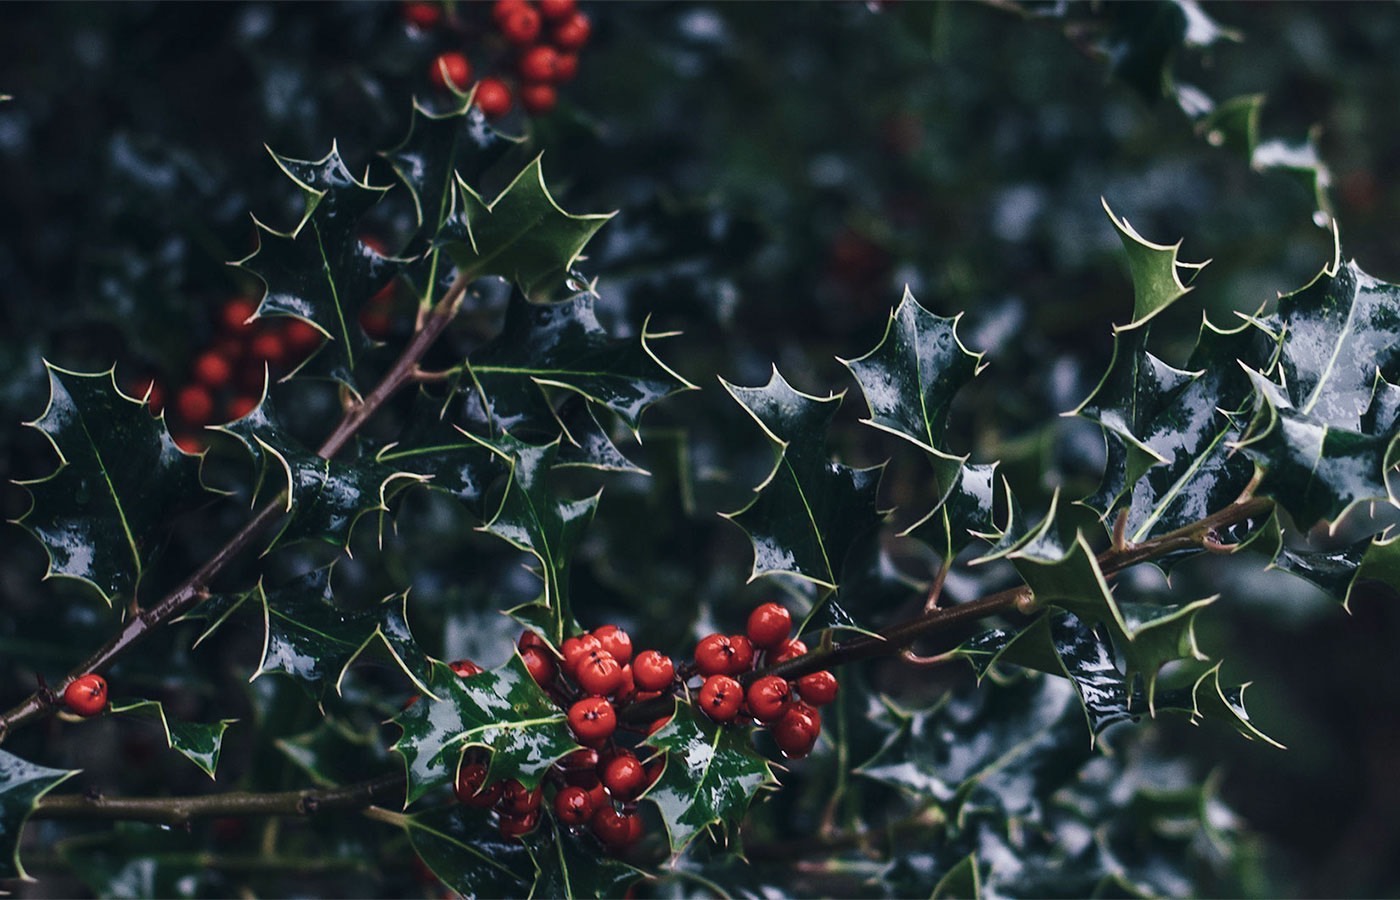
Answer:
[1014,590,1041,615]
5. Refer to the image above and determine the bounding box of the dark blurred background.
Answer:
[2,2,1399,896]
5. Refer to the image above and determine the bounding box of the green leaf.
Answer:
[374,392,510,518]
[903,462,1004,564]
[391,656,577,805]
[404,805,535,898]
[1101,199,1209,328]
[1252,130,1335,227]
[439,156,614,300]
[464,292,695,434]
[16,364,215,606]
[644,700,776,852]
[276,718,388,788]
[522,817,644,899]
[250,568,432,699]
[0,750,79,880]
[931,852,981,900]
[473,433,600,645]
[721,366,886,590]
[235,144,395,392]
[106,700,234,779]
[1196,93,1263,158]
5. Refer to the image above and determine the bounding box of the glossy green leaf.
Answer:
[374,392,509,519]
[1252,131,1335,226]
[438,156,614,300]
[553,402,647,474]
[276,718,387,788]
[1101,199,1209,329]
[721,366,886,590]
[404,805,535,898]
[1196,93,1263,158]
[931,852,981,900]
[644,700,776,852]
[522,817,644,899]
[235,145,396,391]
[16,365,214,606]
[473,433,600,645]
[0,750,79,880]
[903,461,1004,564]
[391,656,577,805]
[107,700,234,780]
[464,292,695,434]
[250,569,432,699]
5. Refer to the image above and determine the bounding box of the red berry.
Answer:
[554,784,593,827]
[520,82,557,115]
[568,696,616,744]
[498,3,541,44]
[429,51,472,92]
[454,763,501,807]
[585,780,609,811]
[694,634,732,677]
[521,646,556,686]
[62,674,108,717]
[602,752,644,800]
[192,350,232,389]
[773,703,821,758]
[559,748,600,786]
[402,0,441,30]
[282,319,323,356]
[220,296,257,333]
[249,331,286,367]
[590,806,637,849]
[646,715,672,735]
[591,625,633,665]
[575,651,624,696]
[127,376,165,414]
[698,674,742,722]
[745,675,792,723]
[499,779,543,816]
[746,602,792,649]
[359,307,393,340]
[561,633,603,675]
[772,638,808,664]
[614,664,636,704]
[797,670,838,706]
[172,433,206,454]
[498,809,540,838]
[225,396,258,422]
[552,52,579,83]
[493,0,527,25]
[175,384,215,425]
[450,659,484,678]
[726,634,755,674]
[537,0,576,20]
[632,649,673,692]
[551,11,591,50]
[518,629,547,650]
[518,45,559,83]
[473,78,513,119]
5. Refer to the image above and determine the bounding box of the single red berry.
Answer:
[249,331,286,367]
[627,811,645,845]
[492,0,527,25]
[591,625,633,665]
[498,809,540,838]
[473,78,513,119]
[575,650,624,696]
[644,757,664,788]
[602,752,644,800]
[745,675,792,722]
[359,307,393,340]
[220,296,257,333]
[520,646,556,687]
[614,664,636,704]
[554,784,593,826]
[632,650,674,691]
[172,432,206,454]
[520,82,557,115]
[773,703,821,758]
[772,638,808,664]
[175,384,215,425]
[401,0,441,30]
[746,602,792,649]
[551,10,591,50]
[559,746,599,773]
[63,674,108,717]
[646,715,672,735]
[429,51,473,92]
[561,633,603,675]
[590,806,637,849]
[568,696,616,744]
[726,634,755,674]
[518,45,560,83]
[518,629,547,650]
[797,670,839,706]
[455,763,501,807]
[552,52,578,83]
[225,395,258,422]
[698,674,742,722]
[585,780,609,811]
[192,350,233,389]
[694,633,734,677]
[499,779,543,816]
[450,659,484,678]
[282,319,323,356]
[498,2,541,44]
[537,0,576,20]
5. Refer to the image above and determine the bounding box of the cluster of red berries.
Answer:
[437,602,837,849]
[125,296,323,454]
[405,0,591,119]
[62,673,108,717]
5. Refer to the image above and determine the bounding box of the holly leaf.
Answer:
[0,750,79,880]
[903,462,1003,564]
[464,292,695,434]
[391,656,577,805]
[276,719,388,788]
[16,365,215,606]
[249,568,433,699]
[235,145,396,392]
[721,367,886,591]
[439,156,614,300]
[1101,199,1209,329]
[473,433,600,645]
[522,817,644,899]
[554,403,647,474]
[404,805,535,898]
[106,700,234,780]
[374,392,510,519]
[643,700,776,852]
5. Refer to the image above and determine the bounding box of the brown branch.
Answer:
[31,773,405,827]
[0,273,472,745]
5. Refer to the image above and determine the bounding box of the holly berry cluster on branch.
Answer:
[405,0,591,119]
[439,601,837,851]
